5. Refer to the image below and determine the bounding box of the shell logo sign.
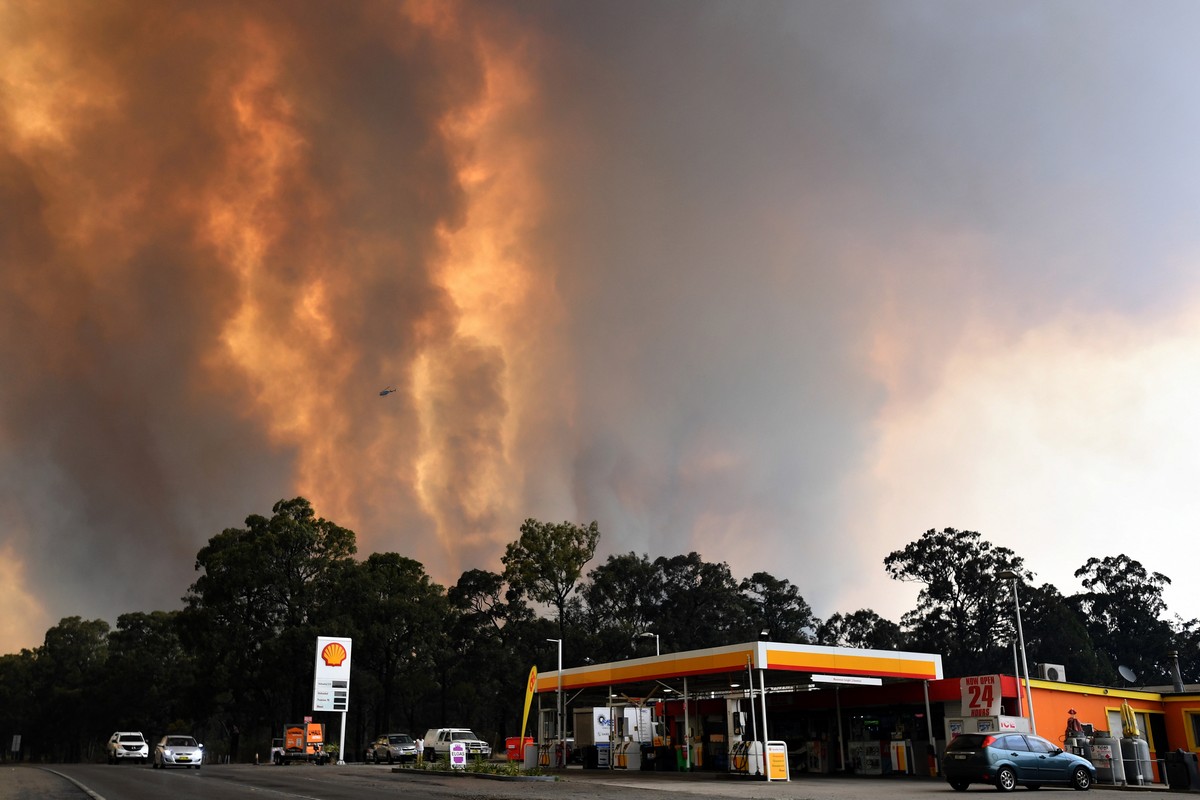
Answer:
[321,641,348,667]
[313,636,352,713]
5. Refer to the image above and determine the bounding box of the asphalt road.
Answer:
[0,763,1090,800]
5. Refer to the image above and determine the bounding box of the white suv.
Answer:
[107,731,149,764]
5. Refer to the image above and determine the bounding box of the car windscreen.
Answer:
[388,735,412,744]
[119,735,145,743]
[168,737,197,747]
[946,734,989,751]
[451,731,479,740]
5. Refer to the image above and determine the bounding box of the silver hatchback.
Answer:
[154,734,204,769]
[366,733,418,763]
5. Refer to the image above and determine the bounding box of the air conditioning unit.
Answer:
[1037,663,1066,682]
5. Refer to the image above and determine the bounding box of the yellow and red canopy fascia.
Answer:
[535,641,942,694]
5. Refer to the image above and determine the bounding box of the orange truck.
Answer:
[274,722,330,765]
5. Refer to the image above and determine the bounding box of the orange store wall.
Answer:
[1163,697,1200,753]
[1028,682,1168,749]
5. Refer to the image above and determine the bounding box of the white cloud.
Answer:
[845,296,1200,621]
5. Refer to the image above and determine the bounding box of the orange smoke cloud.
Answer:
[0,0,563,651]
[197,2,559,572]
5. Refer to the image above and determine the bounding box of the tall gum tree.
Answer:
[1072,554,1174,683]
[501,518,599,639]
[181,497,357,747]
[884,527,1029,676]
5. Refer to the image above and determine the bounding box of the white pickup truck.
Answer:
[422,727,492,761]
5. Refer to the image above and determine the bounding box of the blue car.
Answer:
[943,732,1095,792]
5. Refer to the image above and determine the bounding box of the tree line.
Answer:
[0,499,1194,763]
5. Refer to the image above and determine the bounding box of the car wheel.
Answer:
[1071,766,1091,791]
[387,752,394,764]
[996,766,1017,792]
[949,779,969,791]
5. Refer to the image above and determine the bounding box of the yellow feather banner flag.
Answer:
[521,666,538,738]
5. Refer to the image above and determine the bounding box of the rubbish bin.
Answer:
[1166,750,1200,790]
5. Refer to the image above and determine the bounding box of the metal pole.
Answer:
[758,667,770,778]
[746,657,758,774]
[1012,642,1023,718]
[683,676,690,771]
[608,685,613,771]
[1010,580,1037,733]
[558,640,564,765]
[337,710,347,765]
[546,638,563,766]
[835,687,845,771]
[923,680,936,776]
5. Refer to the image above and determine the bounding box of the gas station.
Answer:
[531,640,1200,787]
[532,640,944,780]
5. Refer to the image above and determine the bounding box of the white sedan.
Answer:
[153,735,204,769]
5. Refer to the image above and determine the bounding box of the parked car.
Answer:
[943,732,1095,792]
[106,731,149,764]
[153,734,204,769]
[365,733,418,764]
[422,727,492,761]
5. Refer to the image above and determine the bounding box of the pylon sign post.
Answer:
[314,636,352,764]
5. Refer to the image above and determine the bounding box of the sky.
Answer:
[4,0,1200,656]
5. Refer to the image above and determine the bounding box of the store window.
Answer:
[1189,713,1200,747]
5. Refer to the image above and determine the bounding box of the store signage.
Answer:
[812,674,883,686]
[313,636,352,712]
[961,674,1001,717]
[450,741,467,769]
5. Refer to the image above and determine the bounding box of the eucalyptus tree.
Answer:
[0,650,34,761]
[1170,616,1200,685]
[180,497,357,748]
[501,518,599,638]
[444,568,538,736]
[103,611,190,737]
[740,572,817,643]
[31,617,110,761]
[816,609,903,651]
[580,552,661,661]
[1071,554,1174,684]
[347,553,446,735]
[884,527,1028,676]
[1019,583,1103,684]
[652,552,751,650]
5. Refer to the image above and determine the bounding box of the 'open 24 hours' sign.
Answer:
[960,674,1001,717]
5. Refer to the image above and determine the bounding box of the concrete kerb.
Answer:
[391,766,556,782]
